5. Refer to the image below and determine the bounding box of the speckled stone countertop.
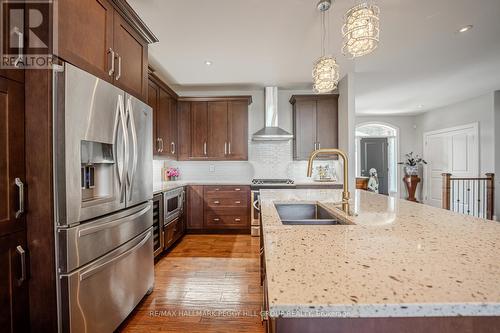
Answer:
[260,189,500,318]
[152,179,343,194]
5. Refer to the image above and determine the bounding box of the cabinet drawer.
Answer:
[205,195,248,208]
[205,214,249,229]
[204,185,250,195]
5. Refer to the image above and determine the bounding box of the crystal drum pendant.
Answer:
[342,2,380,58]
[312,56,340,93]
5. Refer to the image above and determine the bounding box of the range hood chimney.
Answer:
[252,87,293,141]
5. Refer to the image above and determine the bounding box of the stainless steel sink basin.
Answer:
[274,203,344,225]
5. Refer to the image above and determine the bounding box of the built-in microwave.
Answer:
[164,187,184,224]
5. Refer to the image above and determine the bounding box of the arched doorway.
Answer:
[355,123,399,195]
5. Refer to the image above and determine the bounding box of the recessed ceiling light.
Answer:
[457,25,473,33]
[204,60,213,66]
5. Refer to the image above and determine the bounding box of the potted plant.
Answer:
[398,152,427,176]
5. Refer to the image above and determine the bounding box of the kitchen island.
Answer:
[259,189,500,333]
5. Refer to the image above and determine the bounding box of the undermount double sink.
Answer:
[274,203,348,225]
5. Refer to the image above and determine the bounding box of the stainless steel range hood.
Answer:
[252,87,293,141]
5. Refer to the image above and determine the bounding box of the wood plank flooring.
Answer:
[117,235,264,333]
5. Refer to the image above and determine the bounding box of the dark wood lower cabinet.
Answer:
[0,231,29,333]
[186,185,250,233]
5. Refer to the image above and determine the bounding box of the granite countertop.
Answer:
[260,189,500,318]
[153,179,343,194]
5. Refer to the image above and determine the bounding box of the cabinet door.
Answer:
[294,100,317,160]
[208,101,228,159]
[316,97,338,150]
[186,186,204,230]
[169,98,178,159]
[112,10,148,101]
[177,101,191,160]
[0,231,29,333]
[157,89,172,157]
[0,77,25,237]
[190,102,208,158]
[58,0,114,82]
[227,101,248,160]
[147,79,160,155]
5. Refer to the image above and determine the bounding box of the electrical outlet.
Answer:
[209,165,215,173]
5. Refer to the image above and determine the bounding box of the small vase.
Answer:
[405,165,419,176]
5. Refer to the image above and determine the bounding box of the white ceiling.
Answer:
[129,0,500,115]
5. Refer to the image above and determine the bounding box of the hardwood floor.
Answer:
[117,235,264,333]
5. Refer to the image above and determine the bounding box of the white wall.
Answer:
[154,88,342,183]
[494,91,500,220]
[338,75,356,193]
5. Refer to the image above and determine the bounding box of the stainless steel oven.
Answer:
[164,187,184,223]
[250,179,295,236]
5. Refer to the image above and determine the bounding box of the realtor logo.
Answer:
[1,0,55,69]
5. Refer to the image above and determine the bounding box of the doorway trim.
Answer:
[355,121,400,196]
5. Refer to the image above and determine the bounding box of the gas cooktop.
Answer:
[251,178,295,185]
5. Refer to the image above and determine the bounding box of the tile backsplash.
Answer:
[154,140,342,183]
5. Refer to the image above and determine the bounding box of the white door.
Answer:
[423,123,479,208]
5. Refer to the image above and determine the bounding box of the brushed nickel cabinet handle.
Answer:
[228,142,231,155]
[204,142,207,155]
[234,218,241,222]
[171,142,176,154]
[115,54,122,80]
[156,138,161,153]
[318,142,321,149]
[213,201,220,204]
[13,27,23,68]
[16,245,26,285]
[213,218,220,222]
[224,142,227,155]
[234,188,241,191]
[235,201,241,204]
[108,48,115,76]
[15,178,24,218]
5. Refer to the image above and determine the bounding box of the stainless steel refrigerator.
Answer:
[53,62,154,333]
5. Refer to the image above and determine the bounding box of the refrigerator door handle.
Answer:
[112,96,125,202]
[126,97,138,196]
[119,95,129,202]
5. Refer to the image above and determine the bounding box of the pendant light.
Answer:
[312,0,339,94]
[342,2,380,58]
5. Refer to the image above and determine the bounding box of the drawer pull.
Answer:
[235,201,241,204]
[213,218,220,222]
[234,188,241,191]
[235,218,241,222]
[213,201,220,204]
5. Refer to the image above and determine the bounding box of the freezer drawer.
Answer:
[60,228,154,333]
[58,201,153,273]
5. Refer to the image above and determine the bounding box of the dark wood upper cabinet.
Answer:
[112,10,148,100]
[208,101,228,159]
[157,89,172,157]
[0,76,25,238]
[178,96,251,161]
[56,0,157,102]
[190,102,209,159]
[290,94,339,160]
[58,0,114,83]
[177,101,191,160]
[148,72,179,158]
[147,78,159,154]
[227,101,248,160]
